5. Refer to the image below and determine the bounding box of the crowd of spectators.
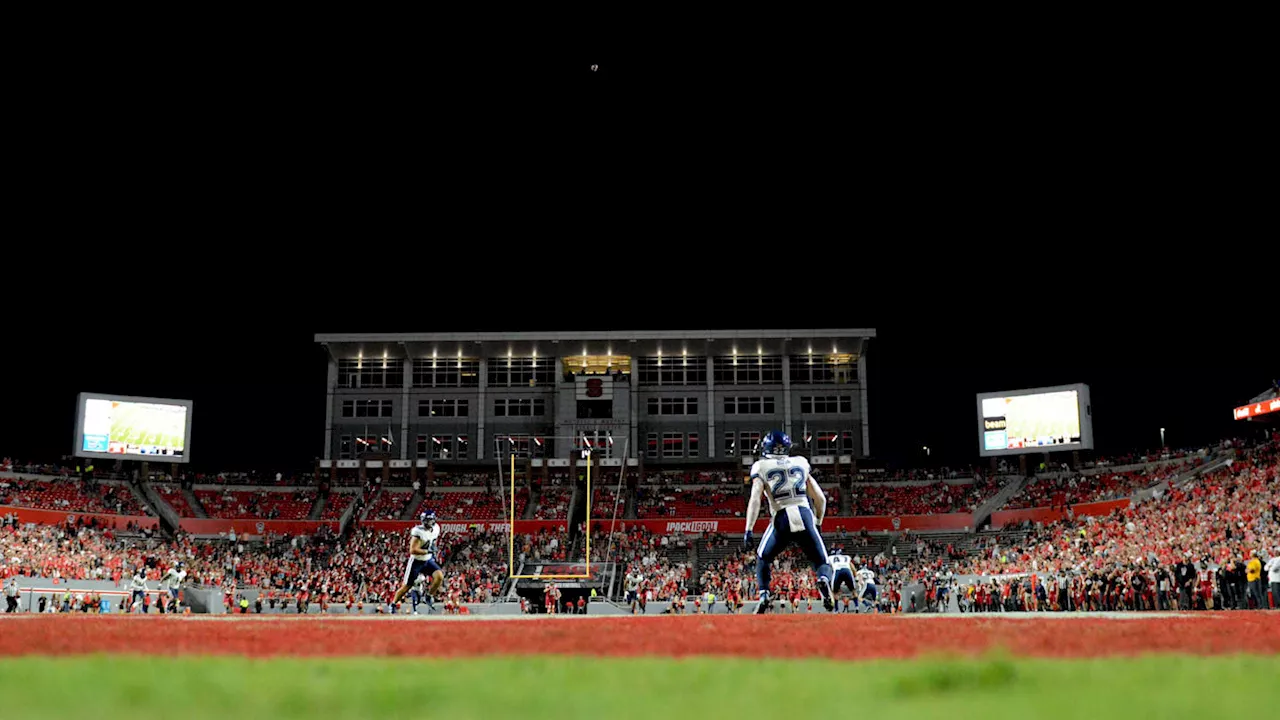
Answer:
[0,476,149,516]
[1005,458,1198,510]
[194,490,317,521]
[533,489,572,520]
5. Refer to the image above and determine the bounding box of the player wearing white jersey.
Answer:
[392,510,444,612]
[159,563,186,612]
[856,567,878,613]
[624,570,644,613]
[129,567,148,611]
[744,430,834,613]
[829,549,856,610]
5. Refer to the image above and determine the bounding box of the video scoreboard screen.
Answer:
[976,383,1093,457]
[74,393,193,463]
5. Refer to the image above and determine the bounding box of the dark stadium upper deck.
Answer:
[315,329,876,362]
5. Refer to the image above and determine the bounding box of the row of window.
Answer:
[411,359,482,389]
[340,399,394,418]
[344,354,857,390]
[724,396,775,415]
[493,398,548,417]
[338,427,857,461]
[645,432,702,459]
[337,360,405,390]
[635,356,857,386]
[350,394,856,420]
[419,399,469,417]
[801,396,854,414]
[646,397,699,416]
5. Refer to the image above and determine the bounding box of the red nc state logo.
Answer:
[585,378,603,398]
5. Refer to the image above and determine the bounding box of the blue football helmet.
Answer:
[420,510,436,526]
[760,430,792,456]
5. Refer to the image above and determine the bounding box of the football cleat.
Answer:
[818,577,835,612]
[754,591,772,615]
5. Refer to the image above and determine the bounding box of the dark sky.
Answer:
[6,58,1270,472]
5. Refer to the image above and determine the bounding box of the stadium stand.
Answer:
[194,490,317,521]
[591,487,627,520]
[635,486,741,519]
[1004,458,1198,509]
[318,493,353,521]
[153,484,198,517]
[364,489,414,521]
[412,490,523,521]
[0,477,149,516]
[534,488,572,520]
[848,482,986,516]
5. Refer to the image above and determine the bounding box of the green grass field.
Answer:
[1,654,1274,720]
[109,402,185,450]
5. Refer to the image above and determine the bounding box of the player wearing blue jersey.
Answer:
[828,549,856,611]
[744,430,834,613]
[392,511,444,612]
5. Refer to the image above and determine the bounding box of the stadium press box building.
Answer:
[314,329,874,477]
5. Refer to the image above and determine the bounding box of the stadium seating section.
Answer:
[364,490,413,521]
[534,489,572,520]
[412,491,525,521]
[194,490,317,520]
[0,477,148,516]
[319,493,353,521]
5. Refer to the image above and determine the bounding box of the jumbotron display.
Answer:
[975,383,1094,457]
[73,392,193,463]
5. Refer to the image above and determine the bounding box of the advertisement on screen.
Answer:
[976,383,1093,457]
[73,392,193,464]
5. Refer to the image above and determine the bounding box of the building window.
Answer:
[724,432,736,457]
[412,359,479,388]
[801,396,848,414]
[841,431,855,454]
[688,433,700,458]
[647,398,659,415]
[723,397,775,414]
[662,432,684,459]
[349,399,393,418]
[456,435,469,460]
[418,399,469,418]
[429,435,452,460]
[494,398,547,417]
[713,356,782,385]
[739,431,761,456]
[488,358,553,388]
[416,434,429,459]
[339,435,353,459]
[636,356,706,386]
[337,358,403,389]
[815,430,838,455]
[789,354,856,385]
[646,433,659,459]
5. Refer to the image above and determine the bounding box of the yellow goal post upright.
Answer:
[499,434,630,580]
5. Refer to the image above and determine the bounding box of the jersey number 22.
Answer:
[766,467,806,500]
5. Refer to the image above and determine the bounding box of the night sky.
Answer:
[7,59,1269,473]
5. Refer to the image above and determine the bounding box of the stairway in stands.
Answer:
[183,488,209,518]
[307,494,325,521]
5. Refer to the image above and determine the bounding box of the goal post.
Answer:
[499,434,629,580]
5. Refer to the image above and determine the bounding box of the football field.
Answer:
[2,612,1278,719]
[108,402,186,450]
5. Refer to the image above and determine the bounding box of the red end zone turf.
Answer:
[4,614,1280,659]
